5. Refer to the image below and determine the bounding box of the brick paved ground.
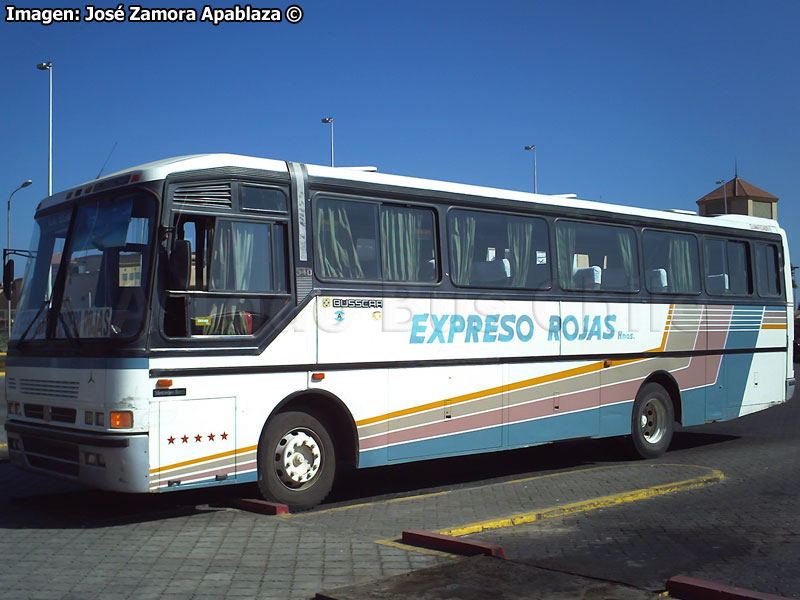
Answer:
[0,466,446,600]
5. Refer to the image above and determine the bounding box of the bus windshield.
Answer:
[12,191,157,342]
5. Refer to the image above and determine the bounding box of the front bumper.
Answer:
[5,421,150,493]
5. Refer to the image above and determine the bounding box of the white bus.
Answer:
[4,154,794,510]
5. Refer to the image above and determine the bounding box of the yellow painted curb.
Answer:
[437,467,724,537]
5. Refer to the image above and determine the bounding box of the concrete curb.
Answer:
[401,529,505,558]
[666,575,794,600]
[437,466,724,537]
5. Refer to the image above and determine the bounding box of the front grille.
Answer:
[27,455,80,477]
[21,435,80,477]
[19,379,80,400]
[24,404,44,419]
[22,404,76,424]
[50,407,77,424]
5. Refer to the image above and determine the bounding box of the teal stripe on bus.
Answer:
[5,356,148,370]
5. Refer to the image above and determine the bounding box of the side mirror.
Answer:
[169,239,191,290]
[3,259,14,301]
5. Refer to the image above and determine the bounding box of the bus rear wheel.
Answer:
[630,383,674,459]
[257,411,336,511]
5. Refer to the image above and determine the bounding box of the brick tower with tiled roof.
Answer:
[697,177,778,219]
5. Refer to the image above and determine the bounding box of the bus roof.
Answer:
[38,153,785,237]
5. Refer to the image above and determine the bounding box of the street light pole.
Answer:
[524,145,537,193]
[7,180,33,335]
[716,179,728,214]
[321,117,334,167]
[37,61,53,196]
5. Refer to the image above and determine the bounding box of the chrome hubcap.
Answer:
[274,428,321,489]
[640,398,666,445]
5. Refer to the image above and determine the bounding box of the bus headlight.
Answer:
[109,411,133,429]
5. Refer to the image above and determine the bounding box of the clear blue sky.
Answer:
[2,0,798,288]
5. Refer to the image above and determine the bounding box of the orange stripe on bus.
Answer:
[761,324,787,330]
[150,444,258,475]
[357,361,606,428]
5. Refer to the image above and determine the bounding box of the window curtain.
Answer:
[507,220,534,287]
[449,213,476,286]
[615,230,636,289]
[315,203,363,279]
[232,223,255,290]
[556,223,577,289]
[207,221,258,335]
[204,301,248,335]
[381,207,423,281]
[667,236,696,293]
[212,222,231,290]
[211,221,257,290]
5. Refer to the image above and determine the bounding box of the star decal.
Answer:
[169,432,229,446]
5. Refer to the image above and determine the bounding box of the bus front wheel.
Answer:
[630,383,674,459]
[257,411,336,511]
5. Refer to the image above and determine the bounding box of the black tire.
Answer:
[629,383,674,459]
[257,411,336,511]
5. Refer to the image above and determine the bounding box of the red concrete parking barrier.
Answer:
[666,575,793,600]
[401,530,505,558]
[228,498,290,515]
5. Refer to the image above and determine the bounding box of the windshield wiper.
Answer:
[57,296,80,345]
[16,297,51,347]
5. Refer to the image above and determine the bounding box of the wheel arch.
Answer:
[640,370,683,425]
[264,389,360,469]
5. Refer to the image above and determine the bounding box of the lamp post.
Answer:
[524,145,537,193]
[37,61,53,196]
[716,179,728,214]
[321,117,334,167]
[7,180,33,335]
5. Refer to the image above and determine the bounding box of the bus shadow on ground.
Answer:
[0,429,737,528]
[0,483,231,529]
[323,429,739,506]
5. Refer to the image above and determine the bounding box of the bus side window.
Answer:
[704,238,752,296]
[556,221,638,292]
[755,243,781,297]
[179,219,212,290]
[165,216,290,339]
[448,209,549,290]
[642,230,700,295]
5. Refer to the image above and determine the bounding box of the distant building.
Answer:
[697,177,778,219]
